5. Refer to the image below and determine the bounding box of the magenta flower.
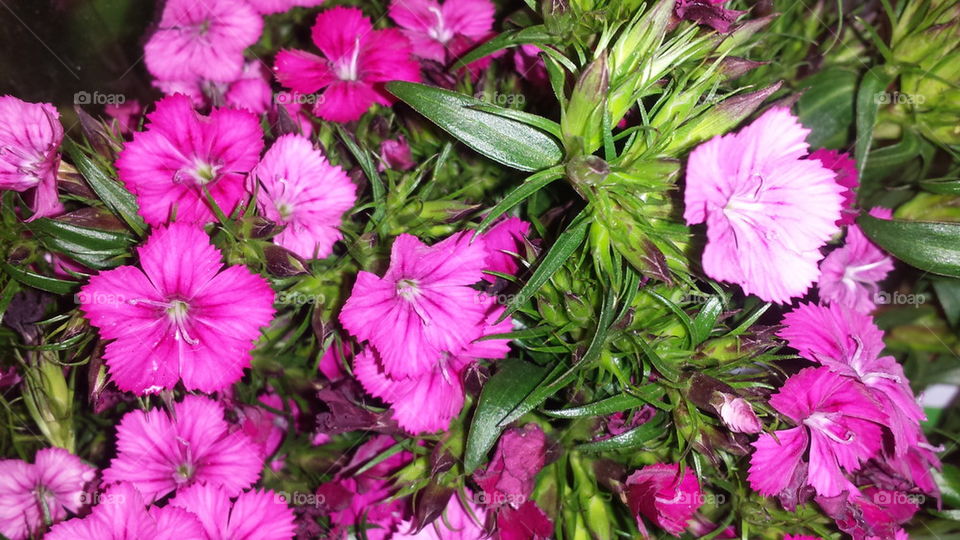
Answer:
[46,483,204,540]
[274,7,421,123]
[818,207,894,313]
[103,395,263,503]
[0,96,64,220]
[388,0,495,64]
[748,367,886,498]
[224,61,274,115]
[340,232,491,378]
[474,424,548,508]
[625,463,702,537]
[0,448,95,540]
[145,0,263,83]
[816,488,918,540]
[116,95,264,226]
[252,134,357,259]
[79,223,275,394]
[170,483,296,540]
[246,0,324,14]
[779,302,925,456]
[379,136,416,171]
[684,107,845,303]
[809,148,860,226]
[235,392,296,462]
[480,217,530,283]
[105,100,143,134]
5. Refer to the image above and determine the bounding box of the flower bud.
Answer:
[561,55,609,155]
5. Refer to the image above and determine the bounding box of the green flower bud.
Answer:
[23,353,75,452]
[561,55,609,155]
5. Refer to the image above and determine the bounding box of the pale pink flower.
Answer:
[748,367,886,498]
[388,0,495,64]
[339,232,491,379]
[170,483,296,539]
[393,490,488,539]
[103,395,263,503]
[625,463,702,538]
[779,302,925,456]
[684,107,845,303]
[380,135,415,171]
[0,96,64,220]
[480,217,530,283]
[246,0,324,14]
[818,207,894,313]
[80,223,275,394]
[145,0,263,83]
[116,94,264,226]
[0,448,95,540]
[809,148,860,226]
[274,7,421,122]
[46,483,204,540]
[252,134,356,259]
[711,393,762,434]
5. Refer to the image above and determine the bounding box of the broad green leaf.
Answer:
[467,104,562,139]
[497,361,574,428]
[452,26,555,69]
[920,177,960,195]
[574,413,667,452]
[464,359,551,472]
[63,139,146,236]
[387,82,563,172]
[542,386,665,418]
[854,65,897,171]
[796,69,857,149]
[502,211,590,319]
[859,214,960,277]
[933,278,960,327]
[477,165,564,233]
[27,219,134,270]
[1,262,78,295]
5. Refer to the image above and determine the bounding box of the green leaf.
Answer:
[920,177,960,195]
[477,165,564,233]
[502,211,590,319]
[63,139,146,236]
[27,219,134,270]
[467,104,562,139]
[933,278,960,327]
[387,82,563,172]
[0,262,78,295]
[452,26,555,69]
[334,125,385,226]
[854,65,896,171]
[690,296,724,346]
[796,69,857,149]
[859,214,960,277]
[574,413,667,452]
[464,359,551,472]
[542,386,665,418]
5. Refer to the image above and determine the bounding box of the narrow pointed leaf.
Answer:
[477,165,564,233]
[63,139,146,236]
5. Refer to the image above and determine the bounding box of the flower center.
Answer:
[174,158,222,187]
[128,297,200,345]
[335,38,362,81]
[841,259,888,287]
[804,412,855,444]
[174,462,195,484]
[396,278,420,300]
[426,7,454,43]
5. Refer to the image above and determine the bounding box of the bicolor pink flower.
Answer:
[674,0,744,33]
[818,207,894,313]
[809,149,859,226]
[625,463,702,538]
[116,95,264,225]
[252,134,356,259]
[46,483,205,540]
[0,448,95,540]
[380,136,415,171]
[0,96,64,220]
[340,232,491,378]
[684,107,845,303]
[79,223,275,394]
[170,483,296,540]
[274,7,421,123]
[779,302,925,456]
[711,393,762,434]
[748,367,886,498]
[246,0,324,14]
[393,490,488,539]
[480,217,530,283]
[145,0,263,83]
[103,395,263,503]
[388,0,495,64]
